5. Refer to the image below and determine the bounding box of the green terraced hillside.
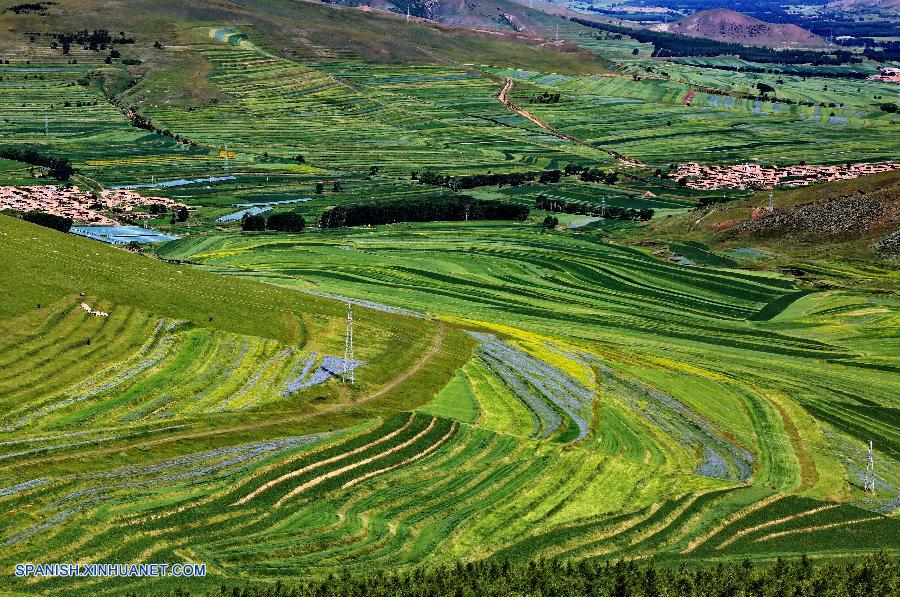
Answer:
[0,0,898,593]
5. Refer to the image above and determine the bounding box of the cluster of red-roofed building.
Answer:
[0,185,188,225]
[870,68,900,84]
[673,161,899,191]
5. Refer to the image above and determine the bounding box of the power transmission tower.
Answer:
[600,198,606,222]
[343,302,354,384]
[864,440,876,494]
[224,145,229,171]
[406,6,410,22]
[768,189,774,211]
[44,115,48,136]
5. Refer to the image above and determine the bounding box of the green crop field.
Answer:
[0,0,898,593]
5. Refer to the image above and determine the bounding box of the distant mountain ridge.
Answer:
[826,0,900,12]
[655,9,827,48]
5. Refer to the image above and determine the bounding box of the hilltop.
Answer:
[655,9,827,48]
[0,0,603,73]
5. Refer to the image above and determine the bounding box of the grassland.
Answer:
[0,2,898,593]
[3,202,898,593]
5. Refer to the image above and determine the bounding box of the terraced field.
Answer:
[1,5,899,592]
[158,223,900,509]
[490,67,900,165]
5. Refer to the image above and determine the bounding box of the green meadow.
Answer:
[0,4,898,593]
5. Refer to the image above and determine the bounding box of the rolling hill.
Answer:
[643,170,900,279]
[656,9,827,48]
[0,0,602,73]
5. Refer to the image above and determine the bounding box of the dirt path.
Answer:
[496,78,644,168]
[0,323,449,472]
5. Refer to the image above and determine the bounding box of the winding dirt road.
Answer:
[496,77,644,168]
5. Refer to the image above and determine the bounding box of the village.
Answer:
[0,185,189,225]
[870,68,900,84]
[673,161,900,191]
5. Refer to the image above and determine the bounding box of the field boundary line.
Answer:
[681,492,783,554]
[341,420,458,490]
[274,417,437,507]
[753,516,881,543]
[716,503,838,549]
[232,414,415,506]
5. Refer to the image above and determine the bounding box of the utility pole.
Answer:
[600,197,606,223]
[864,440,876,494]
[224,145,229,171]
[343,302,354,384]
[556,23,560,43]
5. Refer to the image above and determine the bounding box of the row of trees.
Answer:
[416,164,628,192]
[120,107,195,146]
[416,169,558,191]
[241,211,306,232]
[163,554,898,597]
[4,2,53,14]
[536,195,653,221]
[571,18,868,66]
[414,164,633,193]
[0,147,74,180]
[318,196,528,228]
[679,61,871,80]
[51,29,133,54]
[17,210,72,232]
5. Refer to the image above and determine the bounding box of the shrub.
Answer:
[241,213,266,231]
[266,211,305,232]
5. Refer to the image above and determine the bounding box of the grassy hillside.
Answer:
[0,0,898,591]
[0,214,471,434]
[640,170,900,287]
[0,0,605,73]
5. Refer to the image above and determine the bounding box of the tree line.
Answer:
[0,147,74,180]
[318,196,528,228]
[416,169,562,191]
[158,553,898,597]
[684,61,870,80]
[416,164,625,192]
[241,211,306,232]
[51,29,133,54]
[10,210,73,232]
[536,195,653,221]
[571,18,868,66]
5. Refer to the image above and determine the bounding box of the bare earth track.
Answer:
[496,78,644,167]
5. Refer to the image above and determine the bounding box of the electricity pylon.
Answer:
[864,440,876,494]
[343,302,354,384]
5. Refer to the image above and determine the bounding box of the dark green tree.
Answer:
[266,211,305,232]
